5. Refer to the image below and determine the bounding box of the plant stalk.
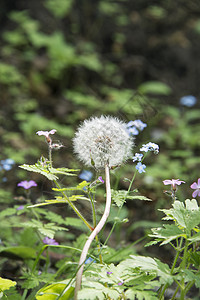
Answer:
[74,164,111,299]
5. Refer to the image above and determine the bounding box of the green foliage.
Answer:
[0,277,16,292]
[0,246,37,260]
[36,281,74,300]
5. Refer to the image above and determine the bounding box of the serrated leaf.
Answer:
[125,289,158,300]
[0,208,16,218]
[149,224,185,245]
[19,164,58,180]
[49,167,78,176]
[160,200,200,233]
[122,255,173,285]
[111,189,128,207]
[0,277,16,291]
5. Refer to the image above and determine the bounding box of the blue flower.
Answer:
[180,95,197,107]
[0,159,15,171]
[126,119,147,136]
[133,153,143,162]
[140,142,159,154]
[79,170,93,182]
[136,162,146,173]
[126,126,139,136]
[85,257,96,264]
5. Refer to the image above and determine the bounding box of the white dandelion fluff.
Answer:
[73,115,134,169]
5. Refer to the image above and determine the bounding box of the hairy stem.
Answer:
[74,164,111,299]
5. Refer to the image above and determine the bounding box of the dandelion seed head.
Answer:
[73,115,134,169]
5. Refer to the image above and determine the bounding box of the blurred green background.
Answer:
[0,0,200,249]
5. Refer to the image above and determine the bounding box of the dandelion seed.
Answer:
[73,116,134,169]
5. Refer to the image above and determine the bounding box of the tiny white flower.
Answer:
[73,115,134,169]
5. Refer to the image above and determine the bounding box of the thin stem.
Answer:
[74,164,111,300]
[158,237,183,299]
[54,180,93,231]
[104,169,138,246]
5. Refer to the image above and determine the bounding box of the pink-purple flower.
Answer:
[43,237,59,246]
[163,179,185,190]
[17,180,37,190]
[98,176,104,183]
[190,178,200,198]
[36,129,56,138]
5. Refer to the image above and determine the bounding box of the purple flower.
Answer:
[117,281,124,286]
[43,237,59,246]
[17,180,37,190]
[79,170,93,182]
[98,176,104,183]
[140,142,159,154]
[180,95,197,107]
[36,129,56,138]
[190,178,200,198]
[107,271,113,275]
[136,162,146,173]
[133,153,143,162]
[163,179,185,191]
[16,205,25,211]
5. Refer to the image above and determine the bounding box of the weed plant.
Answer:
[0,115,200,300]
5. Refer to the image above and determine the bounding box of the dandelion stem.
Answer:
[74,164,111,299]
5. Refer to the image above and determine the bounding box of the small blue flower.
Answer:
[0,159,15,171]
[126,120,147,136]
[132,120,147,131]
[85,257,96,264]
[136,162,146,173]
[140,142,159,154]
[180,95,197,107]
[133,153,143,162]
[79,170,93,182]
[126,126,139,136]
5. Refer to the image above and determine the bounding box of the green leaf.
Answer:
[0,277,16,292]
[125,289,158,300]
[111,189,128,207]
[160,199,200,233]
[128,195,152,201]
[0,246,37,260]
[184,269,200,288]
[122,255,173,285]
[138,81,172,95]
[36,281,74,300]
[22,219,68,239]
[0,208,16,218]
[19,164,58,180]
[149,224,185,245]
[49,167,78,176]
